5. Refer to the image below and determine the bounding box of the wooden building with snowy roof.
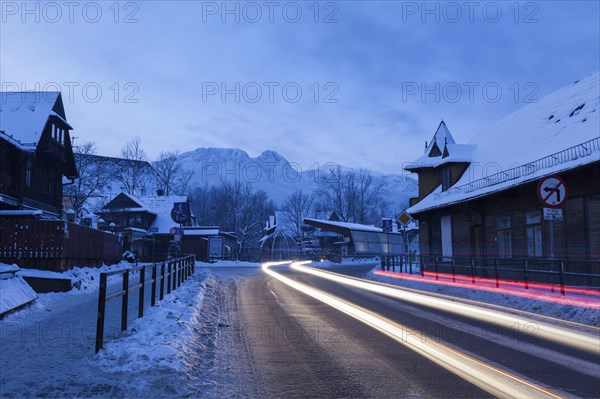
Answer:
[405,73,600,286]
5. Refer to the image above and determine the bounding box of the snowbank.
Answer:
[198,260,261,268]
[0,262,38,315]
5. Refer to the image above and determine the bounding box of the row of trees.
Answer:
[190,182,275,259]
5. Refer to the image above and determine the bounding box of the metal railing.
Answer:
[95,254,195,353]
[380,254,600,293]
[436,137,600,199]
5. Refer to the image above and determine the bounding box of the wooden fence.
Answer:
[95,254,195,352]
[0,218,122,271]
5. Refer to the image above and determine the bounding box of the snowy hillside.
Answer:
[177,147,418,211]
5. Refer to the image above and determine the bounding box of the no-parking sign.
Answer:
[537,175,568,208]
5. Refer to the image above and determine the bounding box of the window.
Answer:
[25,159,32,187]
[497,215,512,258]
[441,167,452,191]
[526,211,543,257]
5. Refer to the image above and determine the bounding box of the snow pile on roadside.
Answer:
[198,260,261,267]
[92,270,224,396]
[0,263,38,315]
[366,267,599,327]
[314,258,379,268]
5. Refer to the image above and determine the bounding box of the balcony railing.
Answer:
[436,137,599,199]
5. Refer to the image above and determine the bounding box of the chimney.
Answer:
[156,188,165,196]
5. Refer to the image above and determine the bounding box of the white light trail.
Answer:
[262,262,569,399]
[291,262,600,356]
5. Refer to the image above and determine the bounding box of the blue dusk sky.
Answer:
[1,1,598,173]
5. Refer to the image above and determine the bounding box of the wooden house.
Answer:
[406,73,600,285]
[0,92,78,218]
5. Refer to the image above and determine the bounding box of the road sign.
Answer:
[543,208,563,221]
[171,202,190,223]
[396,210,413,227]
[209,236,224,259]
[537,175,568,208]
[381,219,393,233]
[169,227,183,235]
[147,226,159,234]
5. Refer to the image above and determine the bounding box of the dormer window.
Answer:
[442,167,452,191]
[52,124,64,145]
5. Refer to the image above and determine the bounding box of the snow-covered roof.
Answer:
[140,195,189,234]
[406,121,476,169]
[0,92,70,150]
[184,228,220,236]
[408,72,600,214]
[304,218,383,233]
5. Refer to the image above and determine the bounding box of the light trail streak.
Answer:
[373,270,600,309]
[291,263,600,356]
[262,261,568,399]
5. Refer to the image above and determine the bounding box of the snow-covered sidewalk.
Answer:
[0,263,219,398]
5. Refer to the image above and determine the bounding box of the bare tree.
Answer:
[354,169,388,224]
[117,137,150,195]
[153,151,194,195]
[190,181,274,260]
[282,189,314,239]
[316,165,387,223]
[63,141,112,213]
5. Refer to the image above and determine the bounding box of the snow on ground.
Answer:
[363,265,599,327]
[198,260,261,268]
[0,263,227,398]
[0,275,38,315]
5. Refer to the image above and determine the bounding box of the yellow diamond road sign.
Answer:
[397,211,413,227]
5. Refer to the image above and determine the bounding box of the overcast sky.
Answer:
[1,1,598,173]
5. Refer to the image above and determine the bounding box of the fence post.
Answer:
[420,255,424,277]
[409,254,413,275]
[494,258,499,288]
[167,262,172,294]
[523,259,529,290]
[451,257,456,282]
[95,273,107,353]
[559,261,565,296]
[121,270,129,331]
[138,267,145,318]
[470,258,475,284]
[151,264,157,307]
[434,256,439,280]
[160,263,165,300]
[173,260,178,290]
[179,258,183,285]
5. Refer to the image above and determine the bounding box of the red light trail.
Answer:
[373,270,600,309]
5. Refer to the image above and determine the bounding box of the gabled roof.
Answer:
[303,218,383,237]
[406,120,475,170]
[408,71,600,214]
[140,196,189,234]
[0,92,71,150]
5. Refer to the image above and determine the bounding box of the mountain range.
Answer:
[177,147,418,213]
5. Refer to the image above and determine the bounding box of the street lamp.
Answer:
[65,209,76,223]
[97,218,105,230]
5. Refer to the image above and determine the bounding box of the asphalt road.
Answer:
[232,264,599,399]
